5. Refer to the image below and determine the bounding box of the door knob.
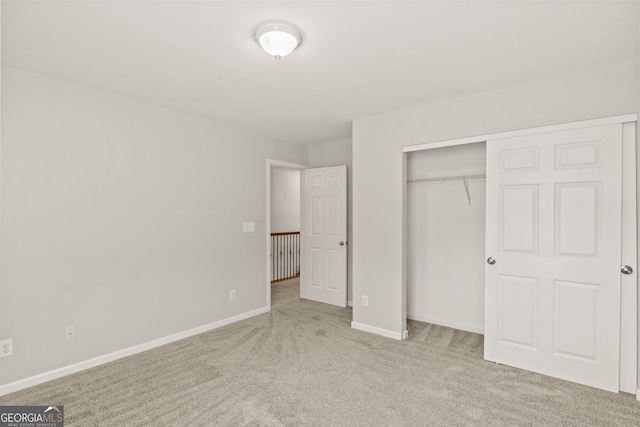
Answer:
[487,257,496,265]
[621,265,633,275]
[339,241,346,246]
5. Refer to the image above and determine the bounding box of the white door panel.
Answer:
[301,166,347,307]
[485,124,622,392]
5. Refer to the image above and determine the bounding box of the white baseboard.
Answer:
[0,306,270,397]
[351,321,404,340]
[406,313,484,335]
[347,300,353,307]
[636,388,640,401]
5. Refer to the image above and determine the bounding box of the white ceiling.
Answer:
[2,1,638,145]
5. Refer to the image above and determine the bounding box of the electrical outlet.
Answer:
[243,222,255,233]
[0,339,13,358]
[229,290,236,301]
[361,295,369,307]
[65,326,76,341]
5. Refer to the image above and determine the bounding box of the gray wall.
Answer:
[270,167,300,233]
[352,60,639,338]
[0,66,308,386]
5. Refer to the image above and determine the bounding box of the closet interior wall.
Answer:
[407,142,487,333]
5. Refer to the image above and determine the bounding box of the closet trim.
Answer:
[403,113,637,153]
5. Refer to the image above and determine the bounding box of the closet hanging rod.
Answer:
[407,173,486,184]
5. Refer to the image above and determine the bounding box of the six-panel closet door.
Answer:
[484,124,623,392]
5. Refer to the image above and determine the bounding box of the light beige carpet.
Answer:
[1,278,639,426]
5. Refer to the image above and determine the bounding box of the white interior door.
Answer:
[300,166,348,307]
[484,124,623,392]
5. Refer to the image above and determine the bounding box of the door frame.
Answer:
[402,114,638,395]
[266,159,308,310]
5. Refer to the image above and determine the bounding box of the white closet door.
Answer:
[484,124,622,392]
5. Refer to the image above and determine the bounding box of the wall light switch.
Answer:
[243,222,255,233]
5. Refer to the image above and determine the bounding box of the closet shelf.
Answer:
[407,173,486,205]
[407,173,486,184]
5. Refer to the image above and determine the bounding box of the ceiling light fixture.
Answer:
[253,22,302,60]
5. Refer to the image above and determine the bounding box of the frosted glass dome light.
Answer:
[254,22,302,59]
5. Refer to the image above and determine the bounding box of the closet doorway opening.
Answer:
[402,115,637,394]
[406,142,487,334]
